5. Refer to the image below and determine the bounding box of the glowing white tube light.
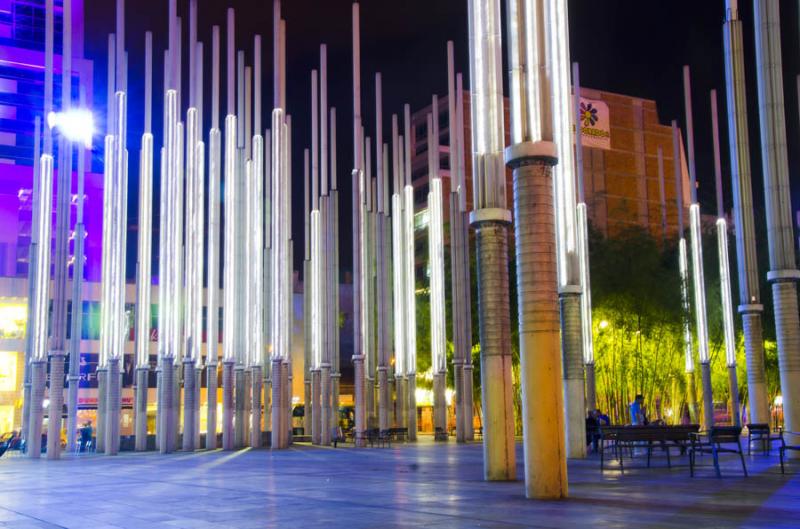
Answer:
[194,138,205,367]
[135,132,153,367]
[223,114,238,362]
[392,194,405,377]
[252,135,264,367]
[31,154,54,362]
[99,133,115,367]
[311,209,322,368]
[404,184,417,374]
[689,204,709,363]
[679,238,694,373]
[270,110,289,361]
[717,218,737,366]
[549,0,578,287]
[109,90,128,362]
[184,108,199,363]
[429,178,446,374]
[577,203,593,363]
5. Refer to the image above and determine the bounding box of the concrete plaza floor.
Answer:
[0,438,798,529]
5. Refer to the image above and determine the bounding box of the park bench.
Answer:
[746,423,783,455]
[387,427,408,442]
[778,430,800,474]
[599,425,699,473]
[689,426,747,478]
[434,427,448,441]
[354,428,392,448]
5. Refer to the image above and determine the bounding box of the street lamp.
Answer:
[47,109,94,148]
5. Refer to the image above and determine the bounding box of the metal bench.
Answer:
[689,426,747,478]
[778,430,800,474]
[746,423,783,455]
[599,425,699,473]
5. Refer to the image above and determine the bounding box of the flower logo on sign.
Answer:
[580,101,599,127]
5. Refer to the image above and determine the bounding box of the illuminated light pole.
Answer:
[27,0,56,458]
[573,63,595,413]
[320,47,332,446]
[330,107,341,433]
[468,0,515,480]
[545,0,586,460]
[310,67,322,446]
[263,127,272,437]
[428,103,447,439]
[391,114,406,430]
[403,104,417,440]
[21,114,41,451]
[66,87,87,454]
[134,31,154,452]
[221,7,237,451]
[723,0,769,427]
[206,25,222,450]
[351,2,367,446]
[503,0,567,496]
[303,148,312,438]
[752,0,800,447]
[673,121,698,424]
[47,0,73,460]
[682,66,713,430]
[710,89,740,427]
[233,52,246,450]
[376,74,391,435]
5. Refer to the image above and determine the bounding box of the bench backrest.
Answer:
[710,426,742,444]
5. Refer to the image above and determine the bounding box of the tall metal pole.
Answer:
[503,0,567,497]
[48,0,72,460]
[330,107,341,434]
[310,68,322,446]
[303,148,312,438]
[468,0,516,480]
[27,0,55,457]
[573,63,595,414]
[391,113,406,431]
[351,2,367,446]
[376,74,391,435]
[251,34,265,449]
[682,66,713,430]
[752,0,800,443]
[673,121,698,424]
[403,104,417,440]
[206,25,222,450]
[723,0,769,426]
[711,89,741,427]
[134,32,154,452]
[320,46,333,445]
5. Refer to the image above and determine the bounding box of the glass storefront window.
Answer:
[0,303,26,339]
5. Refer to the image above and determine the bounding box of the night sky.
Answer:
[82,0,800,276]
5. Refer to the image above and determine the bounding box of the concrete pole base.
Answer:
[27,361,46,458]
[560,292,586,460]
[66,374,80,454]
[396,375,406,430]
[182,360,197,451]
[195,368,202,448]
[243,369,252,445]
[222,361,235,450]
[106,358,121,455]
[332,375,341,432]
[741,311,770,424]
[270,359,285,449]
[264,378,272,439]
[251,366,263,448]
[454,363,465,442]
[772,280,800,454]
[47,352,66,459]
[311,369,321,444]
[234,366,246,448]
[585,363,597,413]
[353,356,366,447]
[303,378,312,437]
[463,365,474,441]
[433,372,446,439]
[728,365,741,427]
[378,367,389,433]
[321,365,332,445]
[686,372,699,425]
[96,368,108,454]
[281,362,290,447]
[206,364,218,449]
[700,362,714,430]
[134,367,149,451]
[407,373,418,441]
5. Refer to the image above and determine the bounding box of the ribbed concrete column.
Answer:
[366,377,375,428]
[752,0,800,449]
[407,373,417,441]
[263,377,271,440]
[378,367,389,432]
[206,363,218,449]
[509,149,568,499]
[560,292,586,458]
[183,360,197,451]
[135,367,148,451]
[303,379,311,436]
[311,369,321,444]
[463,365,474,441]
[585,363,597,413]
[686,373,699,424]
[700,362,714,429]
[66,372,80,453]
[243,369,252,445]
[194,368,202,448]
[234,366,246,448]
[271,358,282,448]
[173,363,181,449]
[741,312,769,421]
[27,360,46,458]
[46,352,65,459]
[281,362,290,447]
[21,381,31,450]
[332,374,341,432]
[96,368,107,453]
[353,356,366,446]
[321,364,332,444]
[388,376,396,427]
[396,375,406,429]
[474,219,515,480]
[251,365,262,448]
[433,372,446,439]
[728,365,741,427]
[106,358,121,455]
[222,360,234,450]
[454,361,464,442]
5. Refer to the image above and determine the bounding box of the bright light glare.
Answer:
[775,395,783,407]
[599,320,609,330]
[48,109,95,147]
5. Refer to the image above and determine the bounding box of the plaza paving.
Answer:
[0,439,798,529]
